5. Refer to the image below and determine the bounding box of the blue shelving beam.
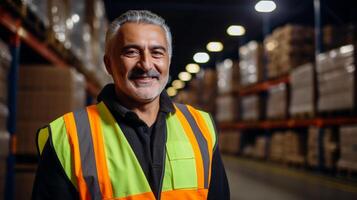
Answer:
[5,34,21,200]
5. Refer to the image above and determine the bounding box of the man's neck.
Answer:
[115,90,160,127]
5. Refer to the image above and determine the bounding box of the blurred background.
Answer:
[1,0,357,199]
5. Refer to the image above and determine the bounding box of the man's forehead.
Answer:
[114,23,168,48]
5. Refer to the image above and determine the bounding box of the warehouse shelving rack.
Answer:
[218,0,357,174]
[0,2,102,199]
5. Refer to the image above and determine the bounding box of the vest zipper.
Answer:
[157,138,166,200]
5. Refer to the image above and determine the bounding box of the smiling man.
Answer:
[32,10,229,200]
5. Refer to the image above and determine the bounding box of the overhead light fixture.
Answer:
[186,63,200,74]
[178,71,192,82]
[167,87,177,97]
[72,14,80,23]
[206,42,224,52]
[172,80,185,89]
[193,52,210,63]
[255,0,277,13]
[227,25,246,36]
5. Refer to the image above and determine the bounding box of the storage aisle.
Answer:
[223,156,357,200]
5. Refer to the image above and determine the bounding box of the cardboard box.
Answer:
[216,95,238,122]
[239,41,264,86]
[267,83,288,119]
[0,132,10,158]
[241,95,261,121]
[219,131,241,154]
[16,120,49,155]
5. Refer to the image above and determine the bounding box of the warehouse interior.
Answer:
[1,0,357,199]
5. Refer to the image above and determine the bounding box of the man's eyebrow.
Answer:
[151,45,167,52]
[122,44,141,51]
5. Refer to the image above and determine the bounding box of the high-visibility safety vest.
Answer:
[37,101,217,200]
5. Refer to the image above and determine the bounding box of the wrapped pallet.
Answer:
[217,59,239,94]
[253,136,268,159]
[338,126,357,171]
[290,63,315,117]
[307,127,338,169]
[241,95,261,121]
[265,24,315,78]
[307,127,319,167]
[266,83,288,119]
[218,131,241,154]
[239,41,264,86]
[317,44,356,112]
[215,95,238,123]
[269,132,285,162]
[16,66,86,155]
[284,131,305,164]
[197,69,217,114]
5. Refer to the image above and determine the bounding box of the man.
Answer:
[32,10,229,200]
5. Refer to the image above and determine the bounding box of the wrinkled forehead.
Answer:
[115,22,169,48]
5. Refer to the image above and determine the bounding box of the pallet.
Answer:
[337,160,357,177]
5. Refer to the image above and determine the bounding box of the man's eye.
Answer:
[124,49,139,57]
[152,51,165,57]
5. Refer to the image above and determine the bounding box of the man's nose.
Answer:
[138,50,153,71]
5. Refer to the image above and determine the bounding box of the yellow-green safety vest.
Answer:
[37,102,217,200]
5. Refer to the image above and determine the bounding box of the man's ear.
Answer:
[103,55,112,75]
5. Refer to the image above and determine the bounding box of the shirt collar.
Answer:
[97,84,175,119]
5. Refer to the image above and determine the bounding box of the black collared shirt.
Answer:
[32,84,229,200]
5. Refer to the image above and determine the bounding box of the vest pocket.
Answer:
[166,141,197,189]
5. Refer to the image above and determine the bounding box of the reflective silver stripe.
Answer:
[175,103,210,188]
[73,109,102,200]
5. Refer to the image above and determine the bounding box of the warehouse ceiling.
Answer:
[103,0,356,84]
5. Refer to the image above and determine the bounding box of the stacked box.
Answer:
[198,69,217,114]
[265,24,314,78]
[266,83,288,119]
[218,131,241,154]
[307,127,319,167]
[307,127,338,168]
[284,131,305,164]
[215,95,238,122]
[217,59,239,94]
[16,66,86,155]
[239,41,264,86]
[317,44,356,112]
[269,132,285,161]
[290,63,315,117]
[338,126,357,171]
[15,164,37,200]
[241,95,261,121]
[252,136,268,159]
[323,129,338,169]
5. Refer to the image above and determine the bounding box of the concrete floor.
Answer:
[222,156,357,200]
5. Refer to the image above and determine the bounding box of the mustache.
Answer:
[128,68,160,79]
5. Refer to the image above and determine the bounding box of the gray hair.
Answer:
[105,10,172,57]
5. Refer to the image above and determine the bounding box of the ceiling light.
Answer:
[167,87,177,97]
[227,25,245,36]
[193,52,210,63]
[206,42,224,52]
[72,14,80,23]
[255,0,277,13]
[172,80,185,89]
[186,63,200,73]
[178,72,192,82]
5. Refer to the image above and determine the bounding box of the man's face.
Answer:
[105,22,170,103]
